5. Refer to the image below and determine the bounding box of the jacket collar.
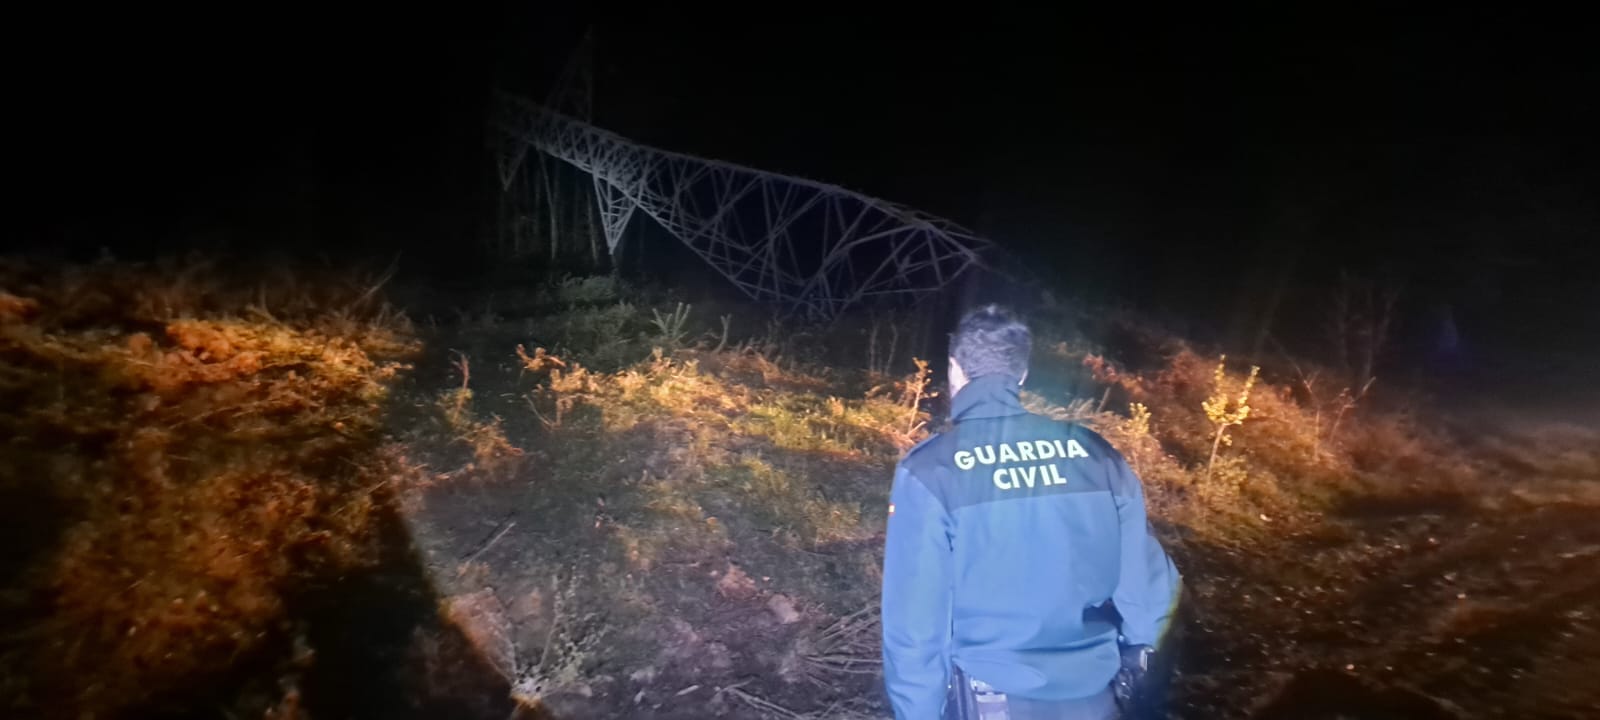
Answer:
[950,373,1028,423]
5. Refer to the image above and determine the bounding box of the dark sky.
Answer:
[13,8,1599,381]
[592,15,1597,318]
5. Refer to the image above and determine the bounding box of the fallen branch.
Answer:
[798,605,881,686]
[723,686,804,719]
[460,519,517,570]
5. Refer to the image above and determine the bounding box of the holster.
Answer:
[948,665,1011,720]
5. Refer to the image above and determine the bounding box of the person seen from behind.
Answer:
[880,305,1182,719]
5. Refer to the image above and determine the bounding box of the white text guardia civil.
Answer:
[953,439,1091,490]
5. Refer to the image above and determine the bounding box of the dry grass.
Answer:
[783,605,881,688]
[353,277,1600,718]
[390,300,935,715]
[1045,340,1507,545]
[6,259,1588,718]
[515,345,909,566]
[406,280,1477,715]
[428,277,1554,717]
[0,258,416,717]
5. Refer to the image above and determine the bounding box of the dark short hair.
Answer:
[950,304,1031,379]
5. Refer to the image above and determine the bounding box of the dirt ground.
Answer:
[1171,457,1600,718]
[388,325,1600,719]
[398,469,1600,718]
[8,264,1593,719]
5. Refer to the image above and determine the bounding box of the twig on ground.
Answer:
[352,253,401,308]
[460,519,517,570]
[1327,375,1377,446]
[713,314,732,353]
[525,394,558,428]
[724,686,804,719]
[798,605,882,686]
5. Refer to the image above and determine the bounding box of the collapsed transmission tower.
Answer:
[492,93,993,318]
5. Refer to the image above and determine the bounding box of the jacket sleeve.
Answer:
[880,463,955,720]
[1110,455,1182,647]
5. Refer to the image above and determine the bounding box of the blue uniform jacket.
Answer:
[880,374,1181,719]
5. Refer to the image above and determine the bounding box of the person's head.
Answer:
[948,304,1031,397]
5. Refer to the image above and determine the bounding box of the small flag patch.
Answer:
[888,504,895,516]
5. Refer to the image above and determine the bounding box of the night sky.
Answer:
[13,8,1598,401]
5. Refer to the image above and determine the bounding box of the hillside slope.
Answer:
[395,276,1600,719]
[3,265,1594,719]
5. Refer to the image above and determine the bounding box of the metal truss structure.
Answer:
[493,93,992,318]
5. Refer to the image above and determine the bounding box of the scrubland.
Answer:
[2,261,1595,718]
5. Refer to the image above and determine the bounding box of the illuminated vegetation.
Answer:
[1201,356,1260,482]
[0,258,417,717]
[2,263,1595,718]
[404,274,1568,717]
